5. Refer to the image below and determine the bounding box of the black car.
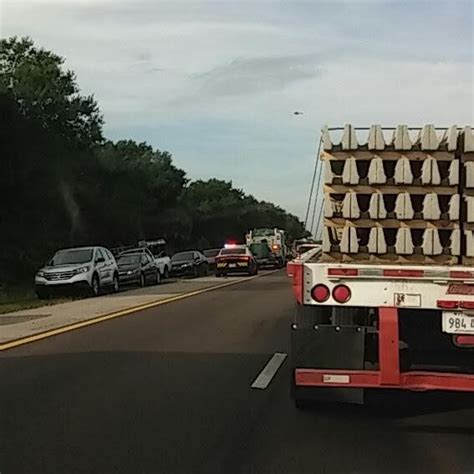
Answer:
[203,248,221,270]
[170,250,209,277]
[116,252,161,287]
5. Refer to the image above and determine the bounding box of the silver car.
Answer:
[35,246,119,299]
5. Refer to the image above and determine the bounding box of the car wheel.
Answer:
[203,263,209,276]
[91,274,100,297]
[140,272,146,287]
[155,271,161,285]
[215,272,221,278]
[164,267,170,279]
[111,273,119,293]
[36,288,49,300]
[193,266,198,278]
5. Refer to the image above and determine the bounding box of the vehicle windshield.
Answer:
[253,228,274,237]
[117,254,141,265]
[172,252,194,262]
[203,249,220,257]
[50,249,93,266]
[220,248,246,255]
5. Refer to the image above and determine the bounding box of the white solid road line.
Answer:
[251,352,287,390]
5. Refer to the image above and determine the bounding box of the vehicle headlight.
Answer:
[75,266,90,274]
[126,270,134,275]
[37,271,45,277]
[182,263,191,268]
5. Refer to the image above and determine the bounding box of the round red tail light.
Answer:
[311,284,330,303]
[332,284,351,303]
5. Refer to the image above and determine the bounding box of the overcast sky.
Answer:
[1,0,473,224]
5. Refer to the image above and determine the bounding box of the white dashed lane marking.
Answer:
[251,352,287,390]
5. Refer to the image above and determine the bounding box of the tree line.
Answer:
[0,37,309,284]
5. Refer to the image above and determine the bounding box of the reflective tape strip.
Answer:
[327,267,474,281]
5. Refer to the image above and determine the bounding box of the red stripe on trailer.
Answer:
[292,263,304,304]
[450,271,474,279]
[328,268,359,277]
[294,369,474,392]
[383,269,424,278]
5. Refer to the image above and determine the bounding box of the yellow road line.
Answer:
[0,271,277,351]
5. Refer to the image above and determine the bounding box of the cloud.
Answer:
[1,0,473,221]
[193,54,323,97]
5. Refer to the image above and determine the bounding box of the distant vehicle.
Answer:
[203,248,221,270]
[138,239,172,278]
[170,250,209,277]
[35,246,119,299]
[215,244,258,277]
[249,241,278,268]
[116,252,161,287]
[246,228,287,268]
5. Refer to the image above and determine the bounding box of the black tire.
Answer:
[215,272,222,277]
[139,272,146,287]
[203,264,209,276]
[111,273,119,293]
[90,274,100,297]
[36,288,50,300]
[163,267,170,279]
[155,270,161,285]
[193,266,198,278]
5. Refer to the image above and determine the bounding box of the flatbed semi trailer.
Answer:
[290,124,474,405]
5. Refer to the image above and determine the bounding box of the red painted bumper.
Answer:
[294,307,474,392]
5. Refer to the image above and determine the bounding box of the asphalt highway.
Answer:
[1,272,473,473]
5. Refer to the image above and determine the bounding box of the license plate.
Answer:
[229,263,236,268]
[442,311,474,334]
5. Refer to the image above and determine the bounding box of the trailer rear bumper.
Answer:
[295,369,474,392]
[293,307,474,394]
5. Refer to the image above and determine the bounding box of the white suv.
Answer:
[35,246,119,299]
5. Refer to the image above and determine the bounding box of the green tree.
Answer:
[0,36,103,146]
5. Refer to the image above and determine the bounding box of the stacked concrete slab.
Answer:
[321,124,473,264]
[462,126,474,263]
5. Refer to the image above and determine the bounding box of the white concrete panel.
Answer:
[322,125,332,151]
[394,157,414,184]
[395,228,414,254]
[324,198,335,218]
[368,125,385,150]
[324,160,335,184]
[448,159,459,185]
[448,194,460,221]
[465,196,474,223]
[465,230,474,257]
[342,157,359,184]
[340,226,359,253]
[441,125,458,152]
[341,124,358,150]
[465,162,474,187]
[464,126,474,153]
[450,229,461,256]
[368,227,387,254]
[322,227,332,253]
[368,193,387,219]
[392,125,412,150]
[420,124,441,151]
[367,157,387,184]
[395,192,414,219]
[422,229,443,255]
[422,193,441,220]
[421,157,441,185]
[342,192,360,219]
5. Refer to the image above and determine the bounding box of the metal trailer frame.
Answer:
[291,262,474,395]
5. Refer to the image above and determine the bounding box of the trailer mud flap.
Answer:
[291,326,366,404]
